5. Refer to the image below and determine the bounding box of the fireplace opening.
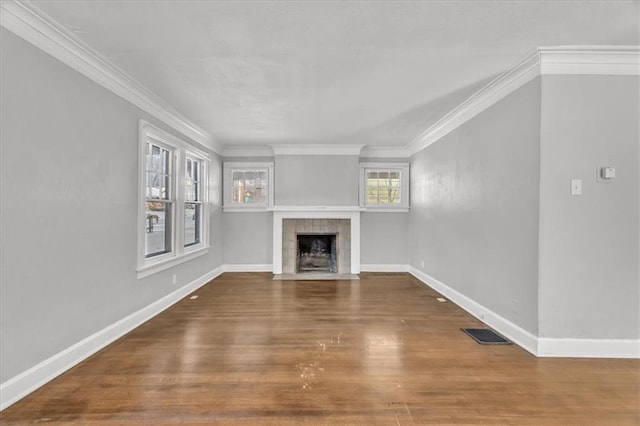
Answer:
[296,233,337,273]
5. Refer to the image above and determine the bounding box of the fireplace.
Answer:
[272,207,361,277]
[297,233,337,273]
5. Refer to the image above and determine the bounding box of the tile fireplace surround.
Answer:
[272,207,361,277]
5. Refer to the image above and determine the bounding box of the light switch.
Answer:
[571,179,582,196]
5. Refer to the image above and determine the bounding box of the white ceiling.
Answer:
[32,0,640,148]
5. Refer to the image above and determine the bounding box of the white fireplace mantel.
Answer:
[272,206,361,275]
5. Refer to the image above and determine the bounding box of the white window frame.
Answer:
[359,162,410,212]
[223,162,274,212]
[137,120,210,278]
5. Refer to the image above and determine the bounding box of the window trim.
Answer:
[222,161,274,211]
[359,162,410,212]
[137,120,210,278]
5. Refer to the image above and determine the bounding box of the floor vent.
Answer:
[461,328,512,345]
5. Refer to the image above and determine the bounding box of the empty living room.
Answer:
[0,0,638,424]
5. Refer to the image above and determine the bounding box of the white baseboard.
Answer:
[538,338,640,358]
[0,265,224,411]
[223,264,273,272]
[408,267,539,355]
[222,264,409,273]
[360,264,409,272]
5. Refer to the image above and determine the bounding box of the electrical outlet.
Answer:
[172,274,177,285]
[420,260,425,269]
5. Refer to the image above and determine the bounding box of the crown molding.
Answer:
[222,145,274,158]
[406,50,540,156]
[270,144,365,156]
[539,46,640,75]
[360,145,410,159]
[0,0,220,153]
[407,46,640,156]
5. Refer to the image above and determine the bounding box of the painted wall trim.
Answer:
[271,144,365,156]
[0,0,219,153]
[224,264,273,272]
[538,338,640,358]
[222,145,274,158]
[359,146,410,159]
[406,46,640,156]
[408,267,539,356]
[0,265,225,411]
[539,45,640,76]
[361,264,409,272]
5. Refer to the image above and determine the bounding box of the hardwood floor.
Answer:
[2,272,638,424]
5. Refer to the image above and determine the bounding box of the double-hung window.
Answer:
[184,156,203,247]
[223,162,274,211]
[144,141,174,257]
[359,162,409,211]
[138,120,210,277]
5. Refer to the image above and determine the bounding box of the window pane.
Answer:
[184,203,201,247]
[145,201,172,257]
[231,169,267,204]
[162,149,170,174]
[366,169,401,205]
[151,145,160,171]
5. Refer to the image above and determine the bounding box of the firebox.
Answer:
[296,233,337,273]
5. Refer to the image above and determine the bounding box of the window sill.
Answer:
[137,246,209,279]
[362,207,410,213]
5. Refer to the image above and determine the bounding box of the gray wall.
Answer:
[222,212,273,265]
[0,29,224,382]
[361,213,408,265]
[538,75,639,339]
[275,155,359,206]
[409,78,542,334]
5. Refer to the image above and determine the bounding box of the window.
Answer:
[359,162,409,211]
[138,120,210,277]
[223,162,274,211]
[184,156,202,247]
[144,141,174,257]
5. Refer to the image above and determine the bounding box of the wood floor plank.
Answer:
[1,272,638,424]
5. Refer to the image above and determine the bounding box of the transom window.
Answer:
[223,162,274,210]
[360,163,409,211]
[138,120,210,277]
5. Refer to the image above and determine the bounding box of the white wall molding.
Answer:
[539,46,640,76]
[271,144,365,156]
[0,0,219,153]
[360,146,410,159]
[224,264,273,272]
[406,50,541,156]
[0,265,225,411]
[409,267,539,356]
[538,338,640,359]
[407,46,640,156]
[361,264,409,273]
[222,145,274,158]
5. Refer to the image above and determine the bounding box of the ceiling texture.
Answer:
[31,0,640,149]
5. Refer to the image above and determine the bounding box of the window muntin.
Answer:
[360,163,409,210]
[223,162,274,210]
